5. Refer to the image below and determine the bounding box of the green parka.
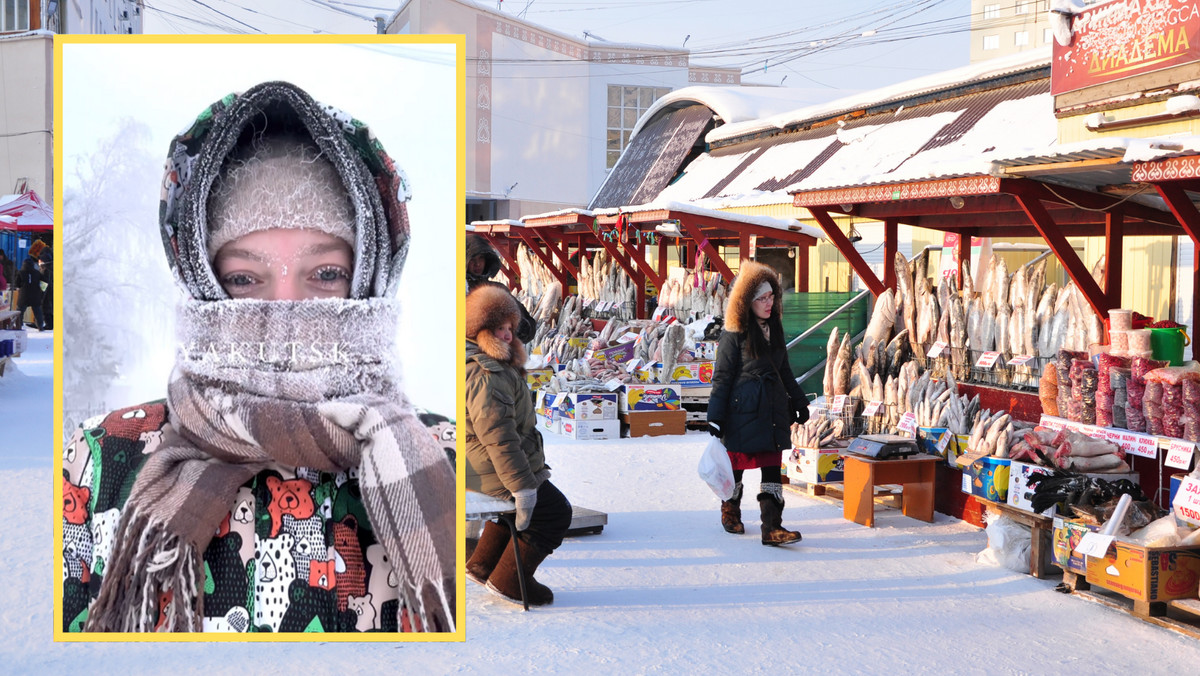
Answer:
[464,339,547,498]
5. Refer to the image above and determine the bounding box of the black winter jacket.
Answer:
[16,261,43,306]
[707,329,806,455]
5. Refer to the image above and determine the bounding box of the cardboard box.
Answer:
[534,390,557,419]
[557,392,619,421]
[587,341,636,363]
[964,457,1010,502]
[946,434,970,467]
[688,341,718,361]
[561,418,620,440]
[1051,518,1096,574]
[621,410,687,437]
[536,413,560,435]
[0,329,26,357]
[917,427,952,457]
[653,361,715,386]
[621,384,681,412]
[526,368,555,390]
[1084,542,1200,603]
[1007,460,1055,512]
[785,447,844,484]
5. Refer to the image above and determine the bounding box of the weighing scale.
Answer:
[846,434,921,460]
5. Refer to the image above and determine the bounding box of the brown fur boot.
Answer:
[721,481,745,534]
[485,536,555,606]
[758,488,802,546]
[466,519,511,586]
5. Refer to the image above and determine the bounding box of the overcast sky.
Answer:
[60,39,459,415]
[140,0,971,103]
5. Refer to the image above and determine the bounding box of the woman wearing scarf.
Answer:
[706,261,807,546]
[61,81,455,633]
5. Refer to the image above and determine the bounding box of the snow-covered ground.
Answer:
[0,329,54,470]
[6,372,1200,671]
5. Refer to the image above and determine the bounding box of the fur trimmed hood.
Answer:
[466,283,527,367]
[724,260,782,333]
[466,234,502,284]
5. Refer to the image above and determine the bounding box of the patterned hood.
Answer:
[159,80,413,301]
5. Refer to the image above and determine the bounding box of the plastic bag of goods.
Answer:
[1095,389,1114,427]
[1039,362,1059,417]
[1110,367,1130,429]
[697,436,736,500]
[1057,350,1086,418]
[1185,379,1200,442]
[1068,359,1098,425]
[1144,380,1165,436]
[1126,357,1168,433]
[975,512,1032,574]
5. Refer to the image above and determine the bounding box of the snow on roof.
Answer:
[0,29,54,42]
[520,207,595,221]
[631,86,823,139]
[467,219,523,228]
[590,200,823,240]
[708,48,1051,145]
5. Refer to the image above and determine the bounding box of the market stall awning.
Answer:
[0,191,52,231]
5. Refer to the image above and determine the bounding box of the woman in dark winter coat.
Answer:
[61,81,455,634]
[464,283,572,606]
[16,257,45,331]
[39,258,52,330]
[707,260,807,545]
[465,233,536,343]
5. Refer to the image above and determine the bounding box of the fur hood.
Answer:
[466,233,502,283]
[466,284,527,367]
[724,260,782,333]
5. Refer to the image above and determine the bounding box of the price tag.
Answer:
[832,394,848,411]
[1074,532,1115,559]
[1173,476,1200,528]
[552,393,567,408]
[962,472,972,494]
[1165,439,1195,470]
[1110,430,1159,459]
[927,341,948,358]
[584,349,595,359]
[1038,415,1066,430]
[1008,354,1034,366]
[653,306,666,320]
[863,400,884,417]
[604,378,624,392]
[936,430,951,452]
[625,358,642,373]
[975,351,1002,369]
[620,332,640,343]
[897,411,917,435]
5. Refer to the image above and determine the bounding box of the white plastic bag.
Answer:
[975,513,1032,573]
[697,435,735,500]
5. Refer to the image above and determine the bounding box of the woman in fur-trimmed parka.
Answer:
[706,261,807,546]
[464,283,572,606]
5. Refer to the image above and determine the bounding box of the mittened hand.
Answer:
[512,488,537,531]
[707,421,722,438]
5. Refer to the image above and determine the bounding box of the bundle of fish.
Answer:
[577,250,637,320]
[1026,471,1156,527]
[514,244,564,325]
[791,416,844,449]
[1008,426,1130,472]
[657,268,728,320]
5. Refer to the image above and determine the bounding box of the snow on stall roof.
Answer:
[468,219,524,228]
[709,48,1051,145]
[520,207,596,222]
[632,86,827,139]
[590,200,824,239]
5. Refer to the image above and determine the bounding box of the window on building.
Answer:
[1044,27,1054,44]
[983,34,999,50]
[1015,1,1031,14]
[607,84,672,169]
[0,0,29,32]
[983,3,1000,19]
[1015,30,1029,46]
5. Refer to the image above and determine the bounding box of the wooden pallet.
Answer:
[1059,571,1200,639]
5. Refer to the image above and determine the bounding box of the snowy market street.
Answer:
[5,425,1200,672]
[0,329,53,470]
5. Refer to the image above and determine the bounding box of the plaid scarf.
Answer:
[85,298,456,632]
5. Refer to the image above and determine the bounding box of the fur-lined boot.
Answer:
[485,536,555,607]
[721,481,745,534]
[758,483,802,546]
[466,519,511,585]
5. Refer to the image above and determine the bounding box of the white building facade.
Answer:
[44,0,142,34]
[0,30,52,200]
[388,0,739,221]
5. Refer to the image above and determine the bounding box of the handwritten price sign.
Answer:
[1166,440,1196,470]
[927,341,948,358]
[975,351,1001,369]
[864,400,883,417]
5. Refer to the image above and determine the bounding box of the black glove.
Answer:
[792,400,809,425]
[707,421,723,438]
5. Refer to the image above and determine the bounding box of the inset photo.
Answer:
[56,36,462,638]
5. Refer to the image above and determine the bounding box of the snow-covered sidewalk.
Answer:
[0,329,53,469]
[6,424,1200,672]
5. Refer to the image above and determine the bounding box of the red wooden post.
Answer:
[1105,210,1123,312]
[809,207,885,296]
[884,218,898,290]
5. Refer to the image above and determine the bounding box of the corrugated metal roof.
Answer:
[589,104,713,209]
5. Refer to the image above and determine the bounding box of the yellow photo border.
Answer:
[51,32,467,643]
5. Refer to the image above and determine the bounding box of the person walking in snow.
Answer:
[463,283,572,606]
[38,253,52,331]
[466,233,536,343]
[15,256,45,331]
[61,81,455,633]
[707,260,807,546]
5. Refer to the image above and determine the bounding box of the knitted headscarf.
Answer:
[86,81,455,633]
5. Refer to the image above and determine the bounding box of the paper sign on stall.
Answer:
[831,394,848,411]
[1165,440,1196,470]
[1008,354,1034,366]
[604,378,624,392]
[927,341,948,358]
[863,400,884,417]
[625,358,642,373]
[552,393,568,408]
[1074,532,1115,558]
[1173,477,1200,529]
[897,411,917,435]
[1039,415,1066,431]
[936,430,952,453]
[975,351,1002,369]
[620,332,640,343]
[1107,429,1159,459]
[652,306,666,320]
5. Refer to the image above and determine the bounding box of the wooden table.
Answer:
[842,452,940,528]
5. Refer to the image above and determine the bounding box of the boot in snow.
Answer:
[466,519,511,585]
[758,484,801,546]
[721,481,745,534]
[486,536,555,606]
